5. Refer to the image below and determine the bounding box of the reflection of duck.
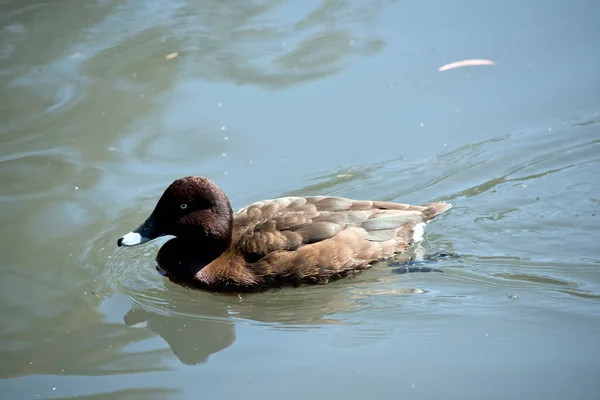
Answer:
[121,271,444,366]
[118,176,451,292]
[124,307,235,366]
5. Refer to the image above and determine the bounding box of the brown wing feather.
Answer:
[198,197,451,290]
[232,196,451,262]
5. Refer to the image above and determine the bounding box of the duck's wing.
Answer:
[232,196,451,263]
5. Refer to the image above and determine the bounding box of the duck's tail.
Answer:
[421,202,453,221]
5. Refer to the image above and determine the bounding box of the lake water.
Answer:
[1,1,600,399]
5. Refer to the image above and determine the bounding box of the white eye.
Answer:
[180,203,188,209]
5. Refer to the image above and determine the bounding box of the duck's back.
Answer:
[230,196,451,286]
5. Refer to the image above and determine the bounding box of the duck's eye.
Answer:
[180,203,188,210]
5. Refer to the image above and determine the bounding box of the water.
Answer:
[1,0,599,399]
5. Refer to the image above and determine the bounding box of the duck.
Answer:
[117,176,452,292]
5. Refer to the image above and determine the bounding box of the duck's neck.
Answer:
[156,236,231,282]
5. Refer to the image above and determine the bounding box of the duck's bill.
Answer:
[117,215,161,247]
[117,230,149,247]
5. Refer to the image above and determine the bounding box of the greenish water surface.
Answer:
[1,1,599,399]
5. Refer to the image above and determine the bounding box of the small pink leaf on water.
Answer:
[438,59,495,72]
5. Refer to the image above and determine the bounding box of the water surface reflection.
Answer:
[105,112,600,366]
[2,0,600,398]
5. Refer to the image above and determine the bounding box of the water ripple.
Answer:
[104,238,233,324]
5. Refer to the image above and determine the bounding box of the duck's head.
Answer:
[117,176,233,249]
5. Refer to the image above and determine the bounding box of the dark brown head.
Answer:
[117,177,233,255]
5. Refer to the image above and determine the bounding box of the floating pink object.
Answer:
[438,59,495,72]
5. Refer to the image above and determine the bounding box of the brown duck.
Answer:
[117,176,452,292]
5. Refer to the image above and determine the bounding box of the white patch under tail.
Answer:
[412,222,426,243]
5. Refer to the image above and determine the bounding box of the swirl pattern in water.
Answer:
[105,236,230,322]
